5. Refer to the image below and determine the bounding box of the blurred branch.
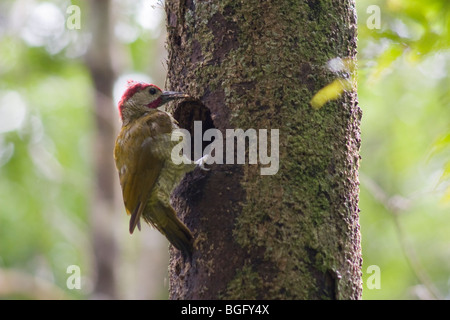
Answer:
[0,268,68,300]
[360,173,443,300]
[86,0,119,299]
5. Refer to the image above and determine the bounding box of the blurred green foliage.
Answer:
[0,0,448,299]
[357,0,450,299]
[0,2,93,298]
[0,0,164,299]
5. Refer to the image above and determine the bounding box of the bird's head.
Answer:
[118,80,188,123]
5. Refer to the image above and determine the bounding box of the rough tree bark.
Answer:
[165,0,362,299]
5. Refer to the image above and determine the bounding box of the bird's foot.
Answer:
[195,154,210,171]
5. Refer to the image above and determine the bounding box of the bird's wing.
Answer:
[114,111,173,234]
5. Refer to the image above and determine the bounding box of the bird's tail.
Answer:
[145,202,193,257]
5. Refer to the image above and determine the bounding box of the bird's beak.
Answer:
[160,91,190,105]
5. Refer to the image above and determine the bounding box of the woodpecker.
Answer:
[114,81,207,256]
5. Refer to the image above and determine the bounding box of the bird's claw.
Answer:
[195,154,210,171]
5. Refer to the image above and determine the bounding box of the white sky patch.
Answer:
[21,2,65,48]
[136,0,164,32]
[0,91,27,134]
[418,51,449,80]
[114,0,164,43]
[115,21,140,44]
[113,73,153,107]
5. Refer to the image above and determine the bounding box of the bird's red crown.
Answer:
[118,80,161,118]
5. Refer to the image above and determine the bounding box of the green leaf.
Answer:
[429,132,450,159]
[310,78,352,110]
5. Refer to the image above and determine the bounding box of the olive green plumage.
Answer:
[114,81,197,256]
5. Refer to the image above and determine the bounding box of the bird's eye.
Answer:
[149,87,157,95]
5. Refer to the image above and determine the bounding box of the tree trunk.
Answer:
[86,0,119,299]
[165,0,362,299]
